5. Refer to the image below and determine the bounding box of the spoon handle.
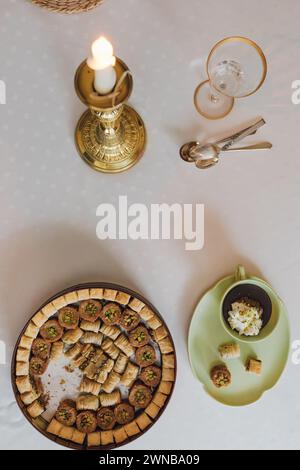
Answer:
[223,142,273,152]
[220,119,266,151]
[215,128,258,145]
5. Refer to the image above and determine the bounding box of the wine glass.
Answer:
[194,37,267,120]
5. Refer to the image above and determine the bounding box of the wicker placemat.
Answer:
[31,0,104,14]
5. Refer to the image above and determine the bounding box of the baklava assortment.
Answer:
[14,286,176,449]
[210,342,262,389]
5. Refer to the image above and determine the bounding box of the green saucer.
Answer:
[188,272,290,406]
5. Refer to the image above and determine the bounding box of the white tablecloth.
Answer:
[0,0,300,450]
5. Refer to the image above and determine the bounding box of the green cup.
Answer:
[220,265,280,343]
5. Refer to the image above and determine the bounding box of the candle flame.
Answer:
[87,36,116,71]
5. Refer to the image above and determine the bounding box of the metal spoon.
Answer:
[194,142,272,169]
[191,141,272,159]
[180,118,268,163]
[180,141,272,163]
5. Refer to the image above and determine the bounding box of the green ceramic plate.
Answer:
[188,274,290,406]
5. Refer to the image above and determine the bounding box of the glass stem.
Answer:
[211,94,219,104]
[209,84,222,104]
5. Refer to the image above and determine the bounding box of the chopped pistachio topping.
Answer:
[47,326,58,338]
[85,303,98,316]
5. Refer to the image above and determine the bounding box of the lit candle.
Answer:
[87,36,117,95]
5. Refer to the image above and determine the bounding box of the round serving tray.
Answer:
[11,282,177,450]
[31,0,103,14]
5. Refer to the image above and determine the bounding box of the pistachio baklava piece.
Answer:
[115,334,135,357]
[97,407,116,431]
[50,340,64,361]
[32,338,51,361]
[113,353,128,374]
[41,302,57,319]
[64,342,83,360]
[153,391,168,408]
[100,324,121,341]
[20,389,41,406]
[19,335,34,350]
[96,358,115,384]
[76,411,97,434]
[16,376,32,394]
[210,364,232,389]
[145,402,160,419]
[47,418,63,436]
[64,291,79,305]
[135,413,152,431]
[114,403,135,425]
[113,426,128,444]
[147,314,162,330]
[89,288,104,300]
[120,362,139,387]
[101,338,120,360]
[80,376,101,396]
[81,332,103,346]
[76,394,99,411]
[100,430,114,446]
[55,400,77,426]
[115,291,131,306]
[24,322,39,339]
[158,337,174,354]
[58,425,75,441]
[76,289,90,301]
[27,399,45,418]
[152,325,168,342]
[128,298,145,313]
[70,429,86,445]
[162,368,175,382]
[31,311,48,328]
[129,326,150,348]
[16,347,31,363]
[87,432,101,447]
[135,345,156,367]
[129,383,152,409]
[140,366,162,388]
[79,300,102,323]
[124,420,140,437]
[100,303,121,326]
[58,306,80,330]
[29,356,48,376]
[40,320,63,343]
[162,354,175,369]
[51,295,68,311]
[119,308,140,332]
[103,289,118,301]
[62,327,83,345]
[246,358,262,375]
[81,319,101,333]
[139,306,154,322]
[219,343,241,360]
[102,371,121,394]
[21,376,43,405]
[99,390,121,407]
[158,381,173,395]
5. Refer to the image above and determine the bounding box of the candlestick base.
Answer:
[75,105,146,173]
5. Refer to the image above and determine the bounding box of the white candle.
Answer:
[87,36,117,95]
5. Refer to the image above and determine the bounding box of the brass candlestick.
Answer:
[74,58,146,173]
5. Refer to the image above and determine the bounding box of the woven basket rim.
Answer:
[31,0,104,14]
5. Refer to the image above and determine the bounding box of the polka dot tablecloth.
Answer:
[0,0,300,450]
